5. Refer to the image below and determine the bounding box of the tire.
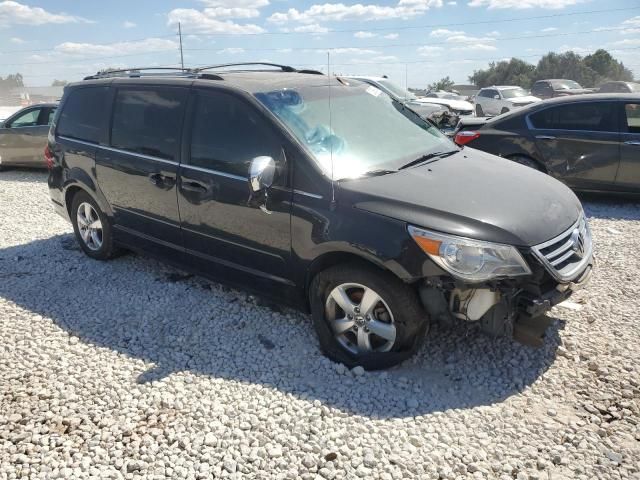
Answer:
[70,191,117,260]
[509,155,543,171]
[500,107,509,114]
[475,104,484,116]
[310,263,429,370]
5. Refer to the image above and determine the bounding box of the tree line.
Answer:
[468,49,633,89]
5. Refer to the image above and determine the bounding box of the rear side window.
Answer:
[57,87,109,143]
[529,102,615,132]
[189,91,281,177]
[111,87,187,161]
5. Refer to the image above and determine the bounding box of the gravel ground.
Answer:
[1,170,639,480]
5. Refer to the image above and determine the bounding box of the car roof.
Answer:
[70,71,339,96]
[344,75,387,82]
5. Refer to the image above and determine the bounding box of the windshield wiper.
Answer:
[360,169,397,177]
[398,150,458,170]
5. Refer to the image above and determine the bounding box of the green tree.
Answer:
[533,51,598,87]
[428,76,455,92]
[51,79,68,87]
[0,73,24,89]
[469,58,535,88]
[583,49,633,84]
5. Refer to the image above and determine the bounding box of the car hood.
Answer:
[339,149,582,247]
[415,98,473,111]
[509,95,541,104]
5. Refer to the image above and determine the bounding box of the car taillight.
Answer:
[454,131,480,146]
[44,145,54,169]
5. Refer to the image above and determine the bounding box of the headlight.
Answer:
[408,225,532,282]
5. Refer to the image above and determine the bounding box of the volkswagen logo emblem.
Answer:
[569,228,584,259]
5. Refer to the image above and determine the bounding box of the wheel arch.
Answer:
[505,153,547,173]
[63,170,113,218]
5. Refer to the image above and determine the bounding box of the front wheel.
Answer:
[310,263,428,370]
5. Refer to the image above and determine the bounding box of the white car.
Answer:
[423,91,474,116]
[474,86,540,117]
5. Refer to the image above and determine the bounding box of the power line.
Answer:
[181,6,640,37]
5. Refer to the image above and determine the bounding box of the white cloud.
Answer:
[268,0,443,24]
[54,38,178,57]
[417,45,443,56]
[610,38,640,47]
[468,0,582,9]
[123,20,136,28]
[167,8,266,34]
[294,23,328,33]
[383,33,399,39]
[621,16,640,35]
[430,28,464,37]
[451,42,497,50]
[9,36,23,43]
[447,1,457,4]
[0,1,91,26]
[218,47,245,54]
[354,30,377,38]
[197,0,269,19]
[349,55,399,63]
[541,27,557,32]
[331,47,381,55]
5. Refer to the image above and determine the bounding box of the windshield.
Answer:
[552,80,582,90]
[501,88,529,98]
[256,82,455,180]
[377,79,417,101]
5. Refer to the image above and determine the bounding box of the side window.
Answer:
[57,87,109,143]
[189,91,282,177]
[111,87,187,161]
[44,107,57,126]
[624,103,640,134]
[486,89,498,98]
[529,102,615,132]
[8,109,40,128]
[478,90,491,98]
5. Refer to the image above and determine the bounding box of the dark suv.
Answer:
[47,64,593,369]
[531,79,593,99]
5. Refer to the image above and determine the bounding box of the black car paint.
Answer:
[461,94,640,193]
[48,74,585,312]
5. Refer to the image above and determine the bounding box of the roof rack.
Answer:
[84,67,194,80]
[83,63,325,81]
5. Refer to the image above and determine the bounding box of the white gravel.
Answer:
[1,170,639,480]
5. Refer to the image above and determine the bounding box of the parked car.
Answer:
[47,64,593,369]
[454,93,640,193]
[345,76,450,117]
[530,79,594,99]
[598,81,640,94]
[423,91,474,116]
[474,86,540,116]
[0,103,57,170]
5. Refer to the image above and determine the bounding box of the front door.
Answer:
[178,88,292,287]
[616,102,640,192]
[0,106,53,167]
[529,101,620,191]
[95,86,188,253]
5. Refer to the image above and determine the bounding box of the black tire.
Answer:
[500,107,509,114]
[509,155,543,171]
[70,191,117,261]
[475,104,484,116]
[310,263,429,370]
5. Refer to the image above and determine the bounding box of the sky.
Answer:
[0,0,638,88]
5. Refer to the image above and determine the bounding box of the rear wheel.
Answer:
[310,263,428,370]
[475,104,484,116]
[70,191,117,260]
[509,155,543,171]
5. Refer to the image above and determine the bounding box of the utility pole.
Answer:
[178,22,184,70]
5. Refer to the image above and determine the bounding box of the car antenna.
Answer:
[327,51,336,210]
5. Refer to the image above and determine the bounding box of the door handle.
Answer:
[148,173,175,186]
[624,140,640,146]
[182,181,208,193]
[535,135,556,140]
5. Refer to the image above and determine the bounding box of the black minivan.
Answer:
[47,64,593,369]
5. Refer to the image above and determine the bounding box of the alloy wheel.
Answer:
[76,202,103,251]
[325,283,396,355]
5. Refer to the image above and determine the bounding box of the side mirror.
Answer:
[249,156,276,193]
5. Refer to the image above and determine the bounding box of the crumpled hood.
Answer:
[339,149,582,247]
[509,95,541,105]
[414,97,474,111]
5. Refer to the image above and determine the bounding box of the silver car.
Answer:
[0,103,57,170]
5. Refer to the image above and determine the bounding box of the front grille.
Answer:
[531,215,592,282]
